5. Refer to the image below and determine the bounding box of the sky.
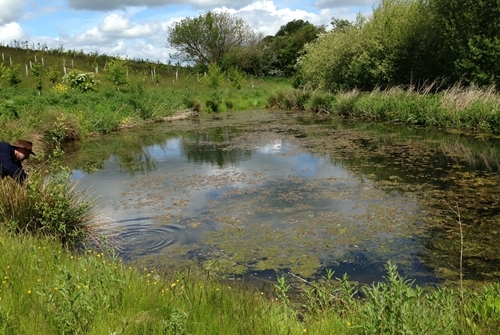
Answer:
[0,0,379,64]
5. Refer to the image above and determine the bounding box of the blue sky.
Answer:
[0,0,378,63]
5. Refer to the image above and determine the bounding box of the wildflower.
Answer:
[303,329,307,333]
[347,321,351,327]
[171,283,176,288]
[27,290,32,294]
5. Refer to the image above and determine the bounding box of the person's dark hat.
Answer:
[12,139,36,156]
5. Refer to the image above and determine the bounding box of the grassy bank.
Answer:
[1,229,499,334]
[268,85,500,134]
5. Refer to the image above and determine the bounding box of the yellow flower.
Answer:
[171,283,176,288]
[347,321,351,327]
[27,290,32,294]
[303,329,307,333]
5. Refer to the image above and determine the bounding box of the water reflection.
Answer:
[64,111,500,286]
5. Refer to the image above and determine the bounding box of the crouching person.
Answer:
[0,139,36,184]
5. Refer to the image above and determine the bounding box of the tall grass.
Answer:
[1,235,499,334]
[268,84,500,133]
[0,163,94,245]
[0,230,305,335]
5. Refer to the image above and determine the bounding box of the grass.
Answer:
[0,161,95,246]
[268,84,500,133]
[0,229,306,335]
[1,233,500,334]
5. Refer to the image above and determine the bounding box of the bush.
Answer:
[62,70,100,92]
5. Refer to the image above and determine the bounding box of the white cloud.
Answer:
[314,0,377,9]
[220,0,319,36]
[0,22,25,44]
[100,14,130,33]
[0,0,23,25]
[67,0,250,11]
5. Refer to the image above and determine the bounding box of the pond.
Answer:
[64,110,500,288]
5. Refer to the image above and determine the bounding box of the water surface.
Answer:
[64,110,500,287]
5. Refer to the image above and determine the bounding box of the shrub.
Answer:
[62,70,100,92]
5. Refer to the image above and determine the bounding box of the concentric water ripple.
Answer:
[107,222,184,258]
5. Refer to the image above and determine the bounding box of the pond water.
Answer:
[64,110,500,288]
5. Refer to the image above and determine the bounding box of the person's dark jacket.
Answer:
[0,141,27,184]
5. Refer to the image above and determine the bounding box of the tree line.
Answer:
[167,0,500,91]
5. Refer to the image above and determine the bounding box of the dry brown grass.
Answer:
[441,84,499,110]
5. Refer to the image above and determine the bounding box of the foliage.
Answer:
[268,84,500,133]
[297,0,500,91]
[221,44,267,76]
[46,65,62,86]
[429,0,500,87]
[31,62,43,91]
[105,58,128,90]
[62,70,100,92]
[5,64,22,87]
[0,162,94,245]
[41,111,81,146]
[263,20,325,77]
[297,0,429,91]
[226,67,245,89]
[167,11,258,66]
[201,63,225,90]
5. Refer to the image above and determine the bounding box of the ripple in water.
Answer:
[107,222,184,259]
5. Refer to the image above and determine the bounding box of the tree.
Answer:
[262,20,325,77]
[47,65,61,86]
[31,62,43,92]
[6,65,21,87]
[167,11,257,66]
[429,0,500,86]
[106,58,128,90]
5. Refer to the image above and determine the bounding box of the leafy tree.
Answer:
[330,17,352,32]
[296,0,432,91]
[47,65,61,86]
[429,0,500,86]
[201,63,225,90]
[106,58,128,90]
[167,11,257,66]
[220,41,268,76]
[263,20,325,77]
[227,67,245,89]
[6,65,21,87]
[31,62,43,92]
